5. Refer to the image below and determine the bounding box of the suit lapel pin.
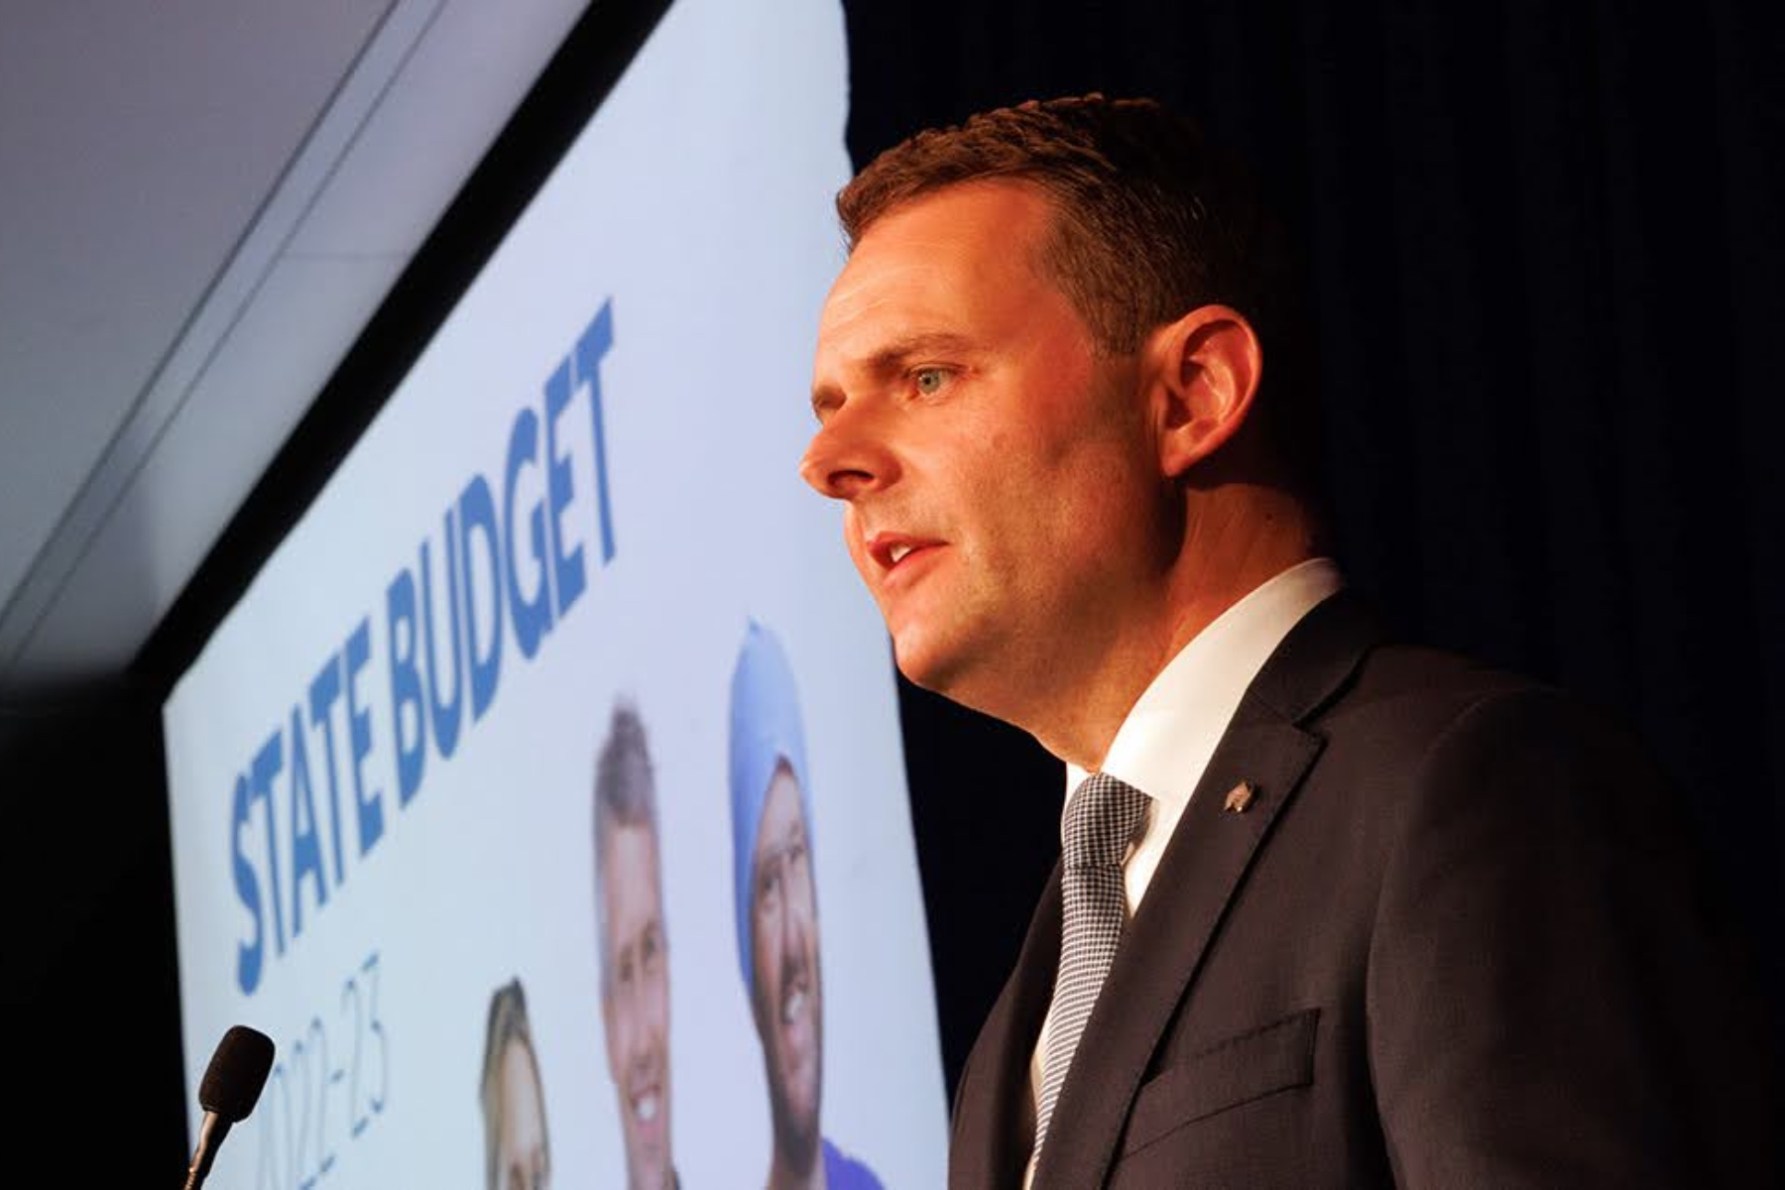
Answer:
[1223,780,1256,814]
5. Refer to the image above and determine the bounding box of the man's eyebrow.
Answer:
[810,331,979,416]
[865,331,978,369]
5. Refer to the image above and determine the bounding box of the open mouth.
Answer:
[782,986,807,1025]
[867,532,942,572]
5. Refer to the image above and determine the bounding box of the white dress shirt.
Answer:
[1022,557,1345,1184]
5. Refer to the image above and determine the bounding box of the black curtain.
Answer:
[840,0,1785,1094]
[1,682,186,1178]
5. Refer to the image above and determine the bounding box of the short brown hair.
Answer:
[593,699,662,994]
[843,95,1277,351]
[839,94,1322,497]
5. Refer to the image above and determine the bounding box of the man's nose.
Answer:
[785,876,816,953]
[799,401,898,500]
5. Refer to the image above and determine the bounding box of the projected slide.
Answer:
[159,0,949,1186]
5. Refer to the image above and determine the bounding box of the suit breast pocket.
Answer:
[1119,1006,1320,1158]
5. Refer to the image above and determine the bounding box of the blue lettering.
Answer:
[249,729,286,957]
[544,357,587,617]
[287,705,328,936]
[308,653,348,885]
[419,518,465,762]
[222,297,620,991]
[577,299,617,565]
[232,772,265,996]
[460,474,503,721]
[345,618,384,856]
[504,407,554,659]
[386,568,427,806]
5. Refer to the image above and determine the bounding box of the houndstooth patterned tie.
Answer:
[1034,771,1151,1157]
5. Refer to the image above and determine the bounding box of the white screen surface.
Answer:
[160,1,949,1185]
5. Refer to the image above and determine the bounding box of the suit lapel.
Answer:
[949,864,1062,1190]
[1032,591,1381,1188]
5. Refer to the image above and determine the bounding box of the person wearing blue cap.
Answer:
[729,619,883,1190]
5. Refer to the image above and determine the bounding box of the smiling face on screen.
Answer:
[750,762,823,1173]
[601,819,673,1189]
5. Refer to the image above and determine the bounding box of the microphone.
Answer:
[183,1025,275,1190]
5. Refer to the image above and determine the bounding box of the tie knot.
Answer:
[1062,772,1149,870]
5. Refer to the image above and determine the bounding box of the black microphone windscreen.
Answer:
[198,1025,275,1122]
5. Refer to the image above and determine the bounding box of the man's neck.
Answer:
[1026,491,1322,768]
[767,1144,824,1190]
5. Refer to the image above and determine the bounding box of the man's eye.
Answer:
[913,367,948,395]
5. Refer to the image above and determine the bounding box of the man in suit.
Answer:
[800,94,1779,1187]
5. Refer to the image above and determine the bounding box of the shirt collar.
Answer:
[1064,557,1346,817]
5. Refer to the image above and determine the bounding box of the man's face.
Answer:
[493,1039,550,1190]
[600,822,672,1190]
[750,765,823,1164]
[804,181,1166,718]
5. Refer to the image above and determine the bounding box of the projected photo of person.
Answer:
[478,978,552,1190]
[729,620,884,1190]
[594,701,680,1189]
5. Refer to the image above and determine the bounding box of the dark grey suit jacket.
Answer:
[948,593,1780,1188]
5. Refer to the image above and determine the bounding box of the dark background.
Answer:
[4,0,1780,1180]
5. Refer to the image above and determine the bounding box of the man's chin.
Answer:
[623,1113,671,1185]
[891,624,969,692]
[895,627,1020,721]
[768,1062,823,1160]
[627,1147,670,1190]
[788,1083,823,1146]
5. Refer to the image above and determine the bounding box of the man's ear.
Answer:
[1147,304,1262,479]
